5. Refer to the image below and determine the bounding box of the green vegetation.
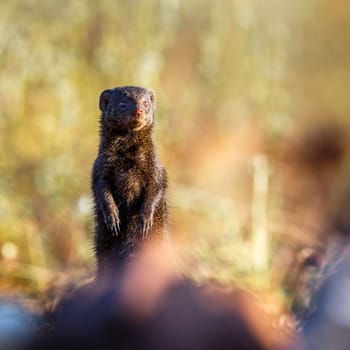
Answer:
[1,0,350,316]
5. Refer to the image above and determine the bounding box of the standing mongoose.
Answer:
[91,86,168,271]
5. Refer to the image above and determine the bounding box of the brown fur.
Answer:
[91,86,168,271]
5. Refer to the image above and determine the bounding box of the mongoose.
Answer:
[91,86,168,270]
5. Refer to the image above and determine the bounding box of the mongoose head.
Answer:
[99,86,156,132]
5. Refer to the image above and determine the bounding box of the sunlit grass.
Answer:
[0,1,350,325]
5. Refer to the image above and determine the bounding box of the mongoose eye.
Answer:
[118,101,128,111]
[143,100,149,109]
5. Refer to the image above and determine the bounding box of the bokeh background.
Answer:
[1,0,350,318]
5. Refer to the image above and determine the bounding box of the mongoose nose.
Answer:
[136,108,144,116]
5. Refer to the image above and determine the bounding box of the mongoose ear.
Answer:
[99,89,113,113]
[148,90,156,110]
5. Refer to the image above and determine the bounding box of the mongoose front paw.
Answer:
[103,212,120,237]
[139,213,154,239]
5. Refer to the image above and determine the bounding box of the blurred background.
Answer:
[1,0,350,324]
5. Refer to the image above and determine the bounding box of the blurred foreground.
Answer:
[2,241,286,350]
[3,237,350,350]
